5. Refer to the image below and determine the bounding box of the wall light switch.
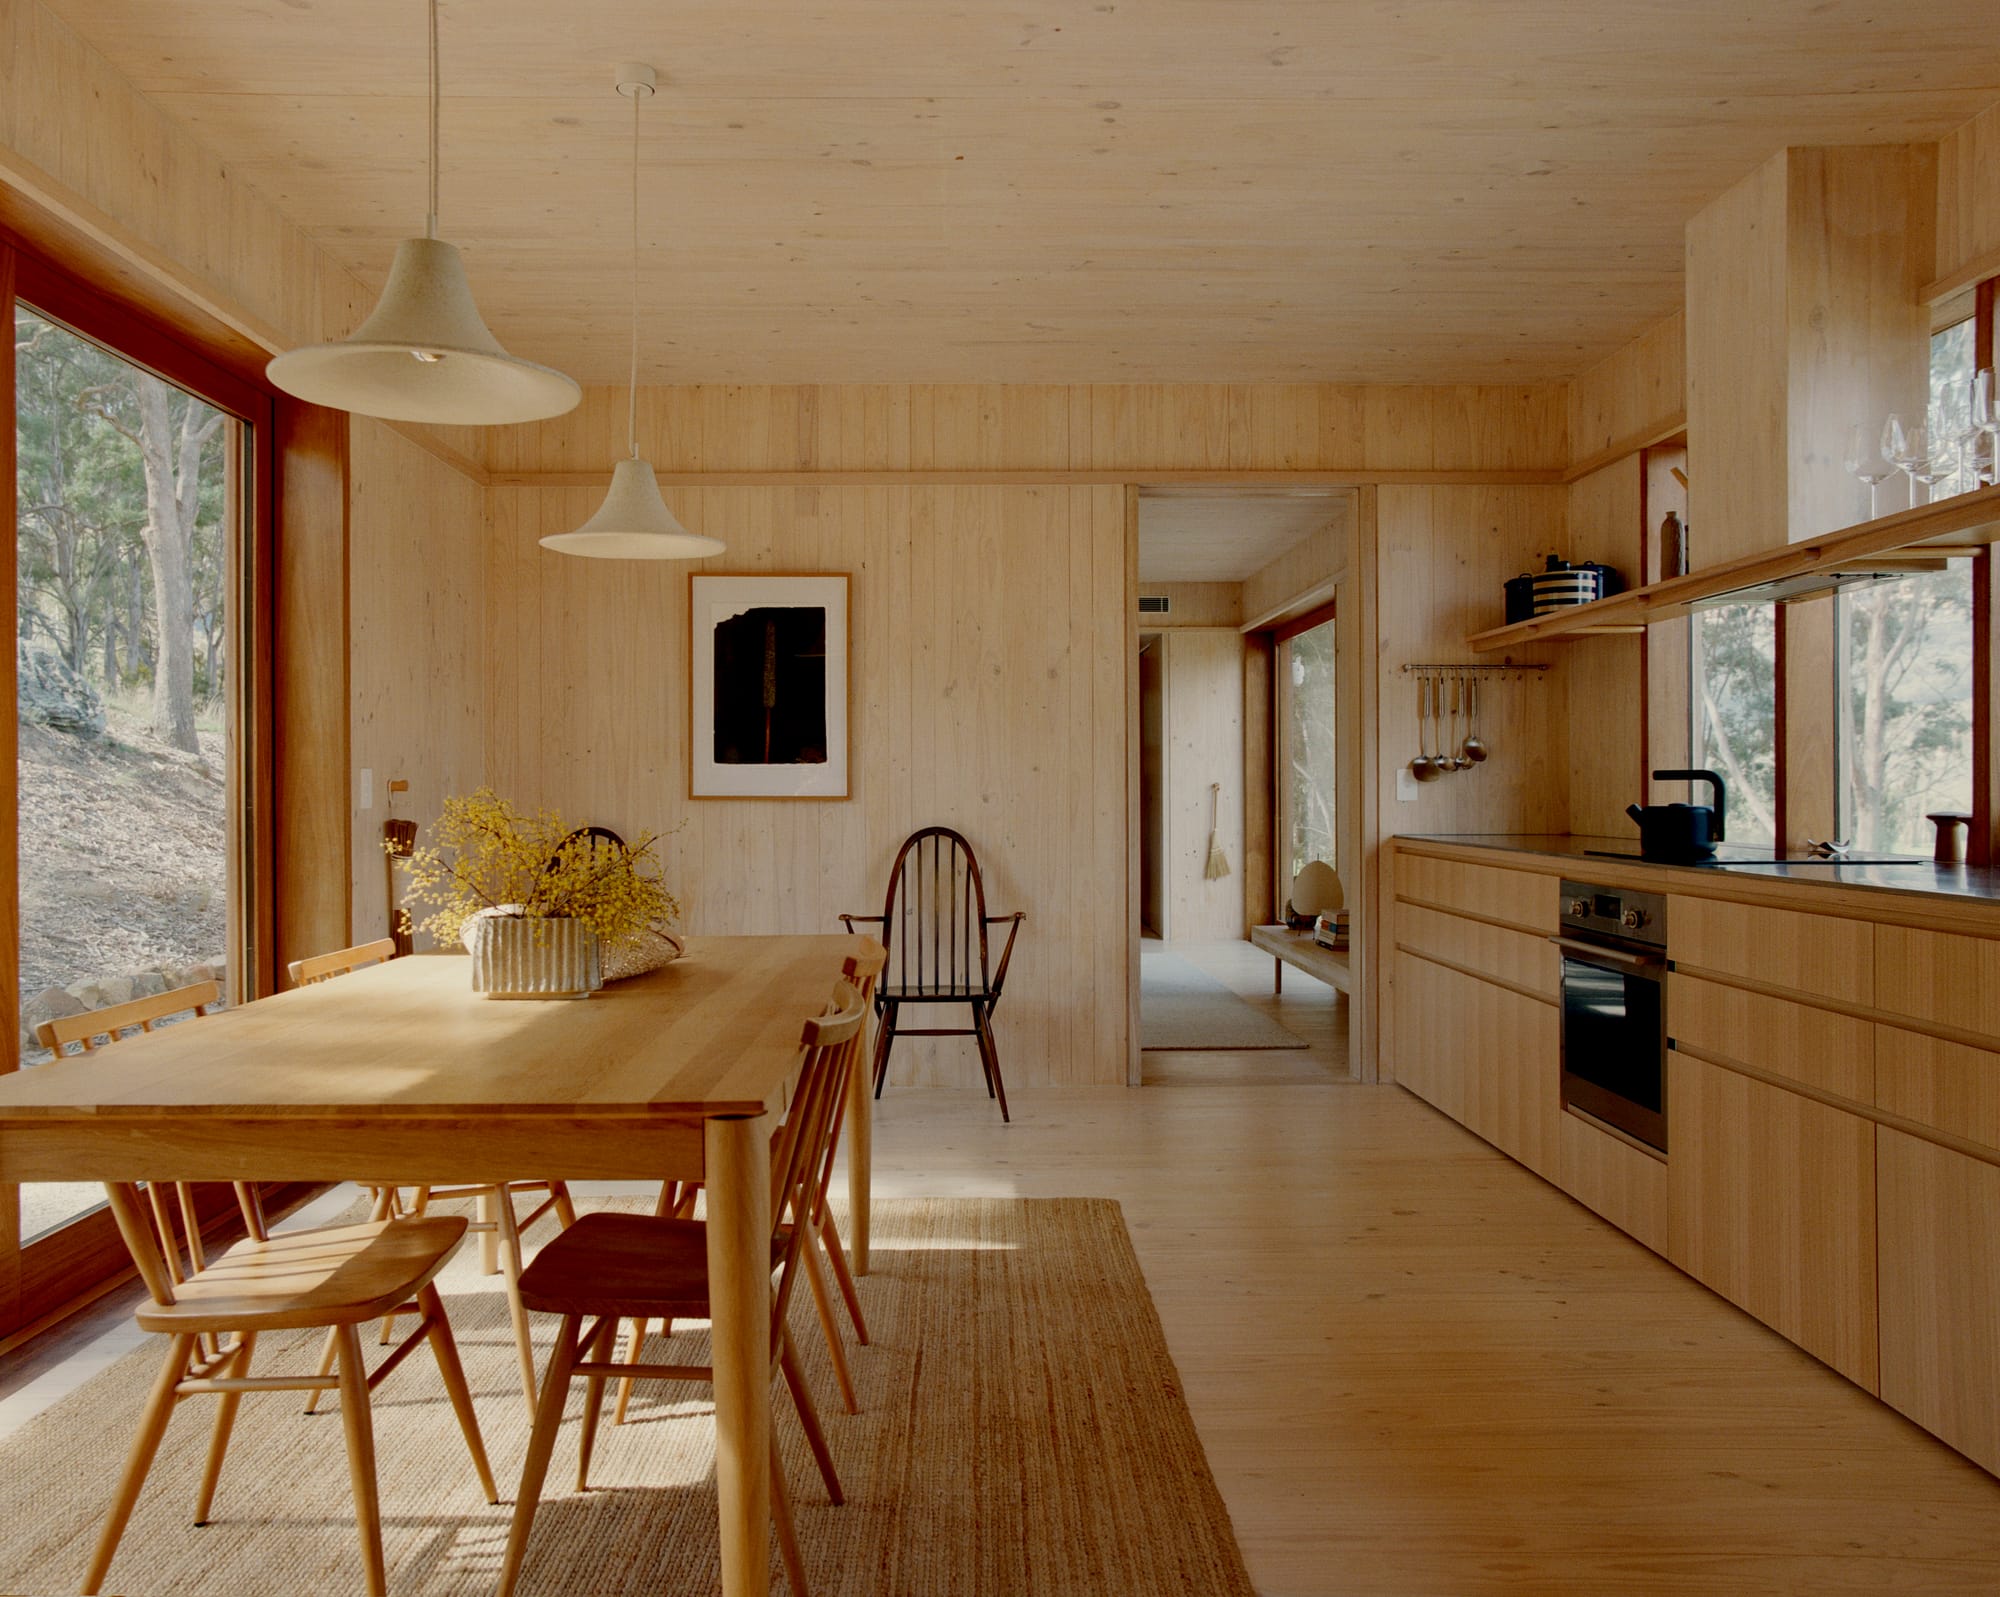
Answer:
[359,767,374,811]
[1396,767,1419,802]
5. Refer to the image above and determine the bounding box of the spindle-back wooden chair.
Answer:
[494,981,869,1597]
[613,944,885,1423]
[37,985,497,1597]
[288,937,577,1416]
[286,936,395,988]
[842,825,1024,1121]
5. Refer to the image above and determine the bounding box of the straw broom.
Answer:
[1204,782,1231,880]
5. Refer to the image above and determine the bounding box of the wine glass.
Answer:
[1845,423,1893,517]
[1911,426,1958,505]
[1882,414,1911,506]
[1962,433,1995,491]
[1972,371,1998,487]
[1942,376,1987,496]
[1885,415,1926,505]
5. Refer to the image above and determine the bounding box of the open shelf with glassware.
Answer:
[1465,482,2000,651]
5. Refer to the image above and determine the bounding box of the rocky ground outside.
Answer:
[17,703,228,1062]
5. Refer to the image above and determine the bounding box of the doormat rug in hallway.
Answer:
[1141,950,1310,1050]
[0,1196,1256,1595]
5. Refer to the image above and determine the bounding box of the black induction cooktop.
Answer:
[1582,846,1931,868]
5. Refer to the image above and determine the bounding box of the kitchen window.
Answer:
[1689,601,1777,847]
[1836,560,1973,853]
[1833,315,1980,852]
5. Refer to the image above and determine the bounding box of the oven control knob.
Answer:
[1567,897,1589,918]
[1621,907,1648,931]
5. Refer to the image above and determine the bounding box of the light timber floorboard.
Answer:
[865,1085,2000,1596]
[4,939,1997,1593]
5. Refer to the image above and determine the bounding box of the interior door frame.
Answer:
[1124,484,1371,1086]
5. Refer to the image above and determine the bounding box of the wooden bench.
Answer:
[1250,924,1352,997]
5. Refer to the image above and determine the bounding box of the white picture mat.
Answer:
[690,574,849,799]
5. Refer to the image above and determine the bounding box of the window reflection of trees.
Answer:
[1692,603,1777,846]
[1841,567,1972,853]
[1284,620,1336,881]
[15,307,228,748]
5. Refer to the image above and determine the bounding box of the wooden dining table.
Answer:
[0,932,881,1597]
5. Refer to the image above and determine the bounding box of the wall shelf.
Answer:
[1466,483,2000,652]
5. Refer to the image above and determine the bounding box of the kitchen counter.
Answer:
[1396,833,2000,907]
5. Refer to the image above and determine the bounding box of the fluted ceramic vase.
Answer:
[462,909,602,998]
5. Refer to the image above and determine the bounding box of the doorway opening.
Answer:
[1132,488,1355,1083]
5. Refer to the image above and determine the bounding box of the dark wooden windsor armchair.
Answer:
[841,825,1024,1121]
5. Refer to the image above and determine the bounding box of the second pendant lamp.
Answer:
[542,65,723,561]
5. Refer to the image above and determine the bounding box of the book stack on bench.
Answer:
[1313,911,1350,952]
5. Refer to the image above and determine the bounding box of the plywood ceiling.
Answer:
[1139,491,1342,583]
[42,0,2000,385]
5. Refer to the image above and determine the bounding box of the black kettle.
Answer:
[1626,769,1727,862]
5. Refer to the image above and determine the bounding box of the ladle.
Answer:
[1410,674,1441,783]
[1462,674,1489,764]
[1441,673,1465,772]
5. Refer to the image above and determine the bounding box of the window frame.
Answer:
[1,229,277,1338]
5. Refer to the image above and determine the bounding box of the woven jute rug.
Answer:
[0,1197,1255,1595]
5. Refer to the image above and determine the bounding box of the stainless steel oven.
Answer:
[1552,880,1668,1154]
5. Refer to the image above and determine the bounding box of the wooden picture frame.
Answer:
[689,572,851,800]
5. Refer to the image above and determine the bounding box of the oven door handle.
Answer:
[1548,935,1667,971]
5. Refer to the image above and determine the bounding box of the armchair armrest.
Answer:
[839,914,887,934]
[985,911,1026,1001]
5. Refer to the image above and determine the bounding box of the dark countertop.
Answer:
[1395,833,2000,906]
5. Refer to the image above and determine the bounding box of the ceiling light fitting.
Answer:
[540,63,724,561]
[265,0,580,425]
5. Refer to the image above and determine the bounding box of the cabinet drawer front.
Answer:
[1666,1053,1878,1390]
[1558,1111,1668,1254]
[1390,949,1557,1179]
[1391,949,1462,1122]
[1395,853,1555,932]
[1669,973,1872,1104]
[1875,1026,2000,1153]
[1397,901,1557,999]
[1874,925,2000,1038]
[1670,897,1872,1005]
[1878,1129,2000,1476]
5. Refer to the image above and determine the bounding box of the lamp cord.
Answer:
[628,81,641,459]
[426,0,440,240]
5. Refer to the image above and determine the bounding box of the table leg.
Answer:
[1274,957,1283,996]
[847,1034,872,1277]
[706,1112,772,1597]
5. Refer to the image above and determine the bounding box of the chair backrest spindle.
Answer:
[878,826,991,996]
[37,981,263,1305]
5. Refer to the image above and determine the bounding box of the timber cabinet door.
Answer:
[1877,1129,2000,1476]
[1390,948,1559,1180]
[1664,1052,1878,1391]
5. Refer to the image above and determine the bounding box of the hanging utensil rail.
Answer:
[1397,662,1550,676]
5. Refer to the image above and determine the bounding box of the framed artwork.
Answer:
[689,572,850,800]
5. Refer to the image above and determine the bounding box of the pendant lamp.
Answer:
[266,0,579,425]
[541,65,724,560]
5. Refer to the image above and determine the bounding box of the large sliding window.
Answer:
[3,238,270,1333]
